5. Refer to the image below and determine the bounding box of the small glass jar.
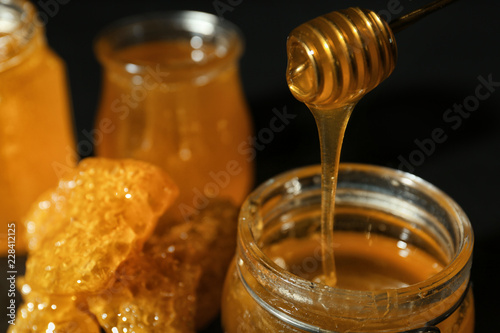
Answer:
[0,0,75,255]
[222,164,474,333]
[94,11,253,221]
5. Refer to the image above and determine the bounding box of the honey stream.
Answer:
[286,7,397,286]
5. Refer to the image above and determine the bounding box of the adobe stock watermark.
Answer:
[35,0,71,26]
[286,244,324,278]
[377,0,405,24]
[398,73,499,173]
[212,0,405,21]
[177,105,297,220]
[212,0,243,19]
[0,0,70,59]
[51,65,170,178]
[6,222,17,326]
[234,244,325,332]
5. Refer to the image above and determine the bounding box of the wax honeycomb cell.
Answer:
[8,281,100,333]
[145,199,238,329]
[23,158,178,295]
[87,252,200,333]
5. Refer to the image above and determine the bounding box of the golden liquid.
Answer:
[0,30,75,255]
[266,232,444,291]
[95,40,253,222]
[222,229,474,332]
[286,7,397,285]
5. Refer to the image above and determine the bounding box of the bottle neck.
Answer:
[0,0,44,72]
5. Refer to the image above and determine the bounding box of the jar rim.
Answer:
[237,163,473,327]
[0,0,40,71]
[94,10,244,77]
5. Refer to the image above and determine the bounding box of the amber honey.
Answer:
[0,0,75,255]
[94,15,253,222]
[224,232,472,332]
[224,231,474,332]
[266,232,444,291]
[222,164,474,332]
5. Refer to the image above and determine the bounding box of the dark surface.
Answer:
[2,0,500,332]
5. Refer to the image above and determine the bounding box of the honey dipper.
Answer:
[286,0,459,106]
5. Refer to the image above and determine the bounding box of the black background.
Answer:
[3,0,500,332]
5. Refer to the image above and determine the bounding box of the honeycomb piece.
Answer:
[23,189,63,252]
[8,281,100,333]
[145,199,239,329]
[87,252,200,333]
[24,158,178,295]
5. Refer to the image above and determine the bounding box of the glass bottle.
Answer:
[0,0,75,255]
[94,11,254,222]
[222,164,474,333]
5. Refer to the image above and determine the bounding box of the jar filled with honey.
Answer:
[0,0,75,255]
[94,11,254,222]
[222,164,474,332]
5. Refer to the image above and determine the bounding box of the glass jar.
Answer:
[0,0,75,255]
[222,164,474,333]
[94,11,253,222]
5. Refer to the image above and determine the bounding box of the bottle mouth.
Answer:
[94,10,243,81]
[237,163,473,331]
[0,0,38,70]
